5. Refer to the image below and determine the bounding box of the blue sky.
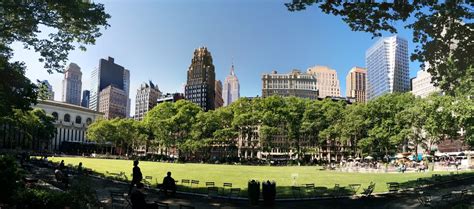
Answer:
[12,0,420,115]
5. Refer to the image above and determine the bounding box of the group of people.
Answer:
[129,160,177,209]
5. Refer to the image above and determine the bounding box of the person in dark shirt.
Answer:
[59,160,65,170]
[162,172,176,196]
[130,183,158,209]
[129,160,143,194]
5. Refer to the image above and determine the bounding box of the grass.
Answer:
[49,156,472,198]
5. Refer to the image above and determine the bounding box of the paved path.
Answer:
[25,162,474,209]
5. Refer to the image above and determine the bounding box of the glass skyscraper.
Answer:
[366,35,410,100]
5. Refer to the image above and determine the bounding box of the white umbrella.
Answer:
[365,156,374,160]
[355,157,361,161]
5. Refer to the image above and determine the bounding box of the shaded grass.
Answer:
[50,156,473,198]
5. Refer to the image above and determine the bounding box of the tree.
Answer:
[318,99,346,162]
[230,97,262,158]
[300,100,325,159]
[286,1,473,96]
[340,103,369,158]
[423,94,460,151]
[0,0,110,114]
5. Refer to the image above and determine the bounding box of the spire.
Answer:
[230,59,235,76]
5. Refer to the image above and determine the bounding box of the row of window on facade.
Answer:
[51,112,92,125]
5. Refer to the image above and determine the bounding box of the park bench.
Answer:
[386,182,400,193]
[361,182,375,197]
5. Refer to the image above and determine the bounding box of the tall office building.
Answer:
[157,93,185,105]
[215,80,224,108]
[134,81,162,120]
[262,69,318,99]
[81,90,90,108]
[307,65,341,98]
[346,67,367,103]
[223,64,240,106]
[411,68,440,98]
[89,57,130,117]
[99,85,127,119]
[184,47,216,111]
[62,63,82,105]
[366,35,410,100]
[39,80,55,100]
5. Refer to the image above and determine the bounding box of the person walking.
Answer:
[129,160,143,194]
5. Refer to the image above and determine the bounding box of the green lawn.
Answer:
[50,156,470,198]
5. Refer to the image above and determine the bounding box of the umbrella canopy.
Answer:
[365,156,374,160]
[355,157,361,161]
[395,153,404,159]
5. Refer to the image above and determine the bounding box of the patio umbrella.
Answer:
[355,157,361,161]
[365,156,374,160]
[395,153,404,159]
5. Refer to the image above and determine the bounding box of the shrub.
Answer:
[0,155,23,204]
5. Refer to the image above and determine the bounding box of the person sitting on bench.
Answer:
[161,171,176,196]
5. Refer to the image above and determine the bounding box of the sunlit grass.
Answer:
[50,156,471,197]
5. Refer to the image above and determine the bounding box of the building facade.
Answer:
[307,65,341,98]
[81,90,90,108]
[89,57,130,117]
[184,47,216,111]
[262,69,318,99]
[411,69,440,98]
[62,63,82,105]
[0,100,103,151]
[223,64,240,106]
[98,85,127,119]
[215,80,224,108]
[134,81,162,120]
[157,93,185,104]
[366,35,410,100]
[345,67,367,103]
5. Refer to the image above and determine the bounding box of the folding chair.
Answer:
[144,176,153,187]
[208,186,219,199]
[191,180,200,193]
[223,182,232,195]
[181,179,190,191]
[292,186,302,199]
[110,191,127,209]
[205,182,215,187]
[305,183,316,197]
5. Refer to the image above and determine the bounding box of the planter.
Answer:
[248,180,260,205]
[262,180,276,206]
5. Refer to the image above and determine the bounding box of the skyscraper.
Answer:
[184,47,216,111]
[62,63,82,105]
[223,64,240,106]
[307,66,341,98]
[99,85,127,119]
[81,90,90,108]
[215,80,224,109]
[346,67,367,103]
[134,81,162,120]
[39,80,55,100]
[262,69,318,99]
[89,57,130,117]
[366,35,410,100]
[411,68,440,98]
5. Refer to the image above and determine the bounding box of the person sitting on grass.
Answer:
[131,183,159,209]
[161,171,176,196]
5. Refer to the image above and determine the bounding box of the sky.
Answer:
[12,0,421,116]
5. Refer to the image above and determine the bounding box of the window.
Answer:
[52,112,59,121]
[86,118,92,125]
[64,114,70,122]
[75,116,82,124]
